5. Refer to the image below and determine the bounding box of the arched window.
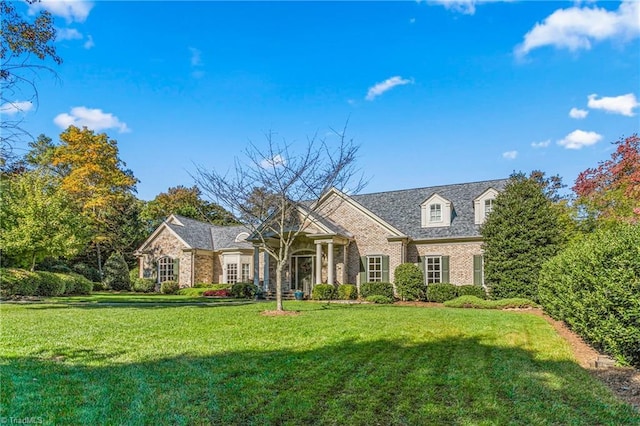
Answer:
[158,256,175,283]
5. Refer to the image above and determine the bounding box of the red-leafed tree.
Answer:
[573,134,640,225]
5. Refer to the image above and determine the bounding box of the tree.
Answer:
[481,172,566,301]
[0,170,89,270]
[1,0,61,157]
[102,252,131,291]
[573,134,640,225]
[394,263,425,301]
[51,126,138,276]
[140,185,238,232]
[194,127,363,311]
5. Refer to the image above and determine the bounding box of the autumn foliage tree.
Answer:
[573,134,640,225]
[52,126,138,276]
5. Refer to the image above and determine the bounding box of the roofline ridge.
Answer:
[351,177,508,198]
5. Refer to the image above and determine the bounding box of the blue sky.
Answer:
[4,0,639,201]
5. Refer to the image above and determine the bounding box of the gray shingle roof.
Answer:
[350,178,508,241]
[166,215,253,251]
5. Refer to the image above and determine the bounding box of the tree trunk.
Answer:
[275,263,284,311]
[96,242,103,280]
[30,254,36,272]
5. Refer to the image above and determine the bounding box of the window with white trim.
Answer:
[158,257,174,283]
[430,204,442,222]
[426,256,442,284]
[367,256,383,282]
[484,199,494,218]
[241,263,251,282]
[226,263,238,284]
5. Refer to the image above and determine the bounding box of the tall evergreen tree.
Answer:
[481,172,566,301]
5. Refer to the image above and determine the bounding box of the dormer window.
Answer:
[430,204,442,222]
[484,199,494,218]
[474,188,499,224]
[421,194,452,228]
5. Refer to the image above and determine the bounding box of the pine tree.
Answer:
[102,252,131,291]
[481,172,565,301]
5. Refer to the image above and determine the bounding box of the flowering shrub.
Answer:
[203,289,231,297]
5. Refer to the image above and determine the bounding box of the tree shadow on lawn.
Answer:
[21,300,259,310]
[2,337,638,425]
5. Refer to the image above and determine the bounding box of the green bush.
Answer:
[337,284,357,300]
[360,282,394,300]
[426,283,457,303]
[69,274,93,295]
[103,252,131,291]
[311,284,337,300]
[35,271,66,296]
[160,280,180,295]
[0,268,41,296]
[230,282,259,299]
[444,296,536,309]
[91,281,106,291]
[456,285,486,299]
[539,223,640,367]
[133,278,156,293]
[72,263,102,283]
[394,263,426,301]
[129,266,140,283]
[365,295,393,304]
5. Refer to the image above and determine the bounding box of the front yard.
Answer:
[1,300,638,425]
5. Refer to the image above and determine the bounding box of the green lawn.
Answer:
[1,299,638,425]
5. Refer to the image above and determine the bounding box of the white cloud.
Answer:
[189,47,202,67]
[29,0,94,23]
[260,154,286,169]
[557,129,602,149]
[54,106,130,133]
[56,27,82,41]
[0,101,34,115]
[569,107,588,119]
[531,139,551,149]
[587,93,639,116]
[502,150,518,160]
[427,0,508,15]
[83,35,94,49]
[365,76,412,101]
[515,0,640,57]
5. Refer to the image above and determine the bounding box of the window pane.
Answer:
[426,256,441,284]
[430,204,442,222]
[367,256,382,282]
[227,263,238,284]
[484,199,494,217]
[241,263,250,282]
[158,257,174,283]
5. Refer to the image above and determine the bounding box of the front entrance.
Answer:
[291,255,314,296]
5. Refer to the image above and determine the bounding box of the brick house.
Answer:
[136,178,507,294]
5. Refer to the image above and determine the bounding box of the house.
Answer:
[135,178,507,294]
[135,215,256,287]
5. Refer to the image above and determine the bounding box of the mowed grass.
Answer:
[1,300,638,425]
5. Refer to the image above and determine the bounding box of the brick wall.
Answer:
[409,240,483,285]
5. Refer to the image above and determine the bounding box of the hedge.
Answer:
[311,284,336,300]
[456,285,487,299]
[0,268,92,297]
[230,282,259,299]
[394,263,425,301]
[160,281,180,295]
[426,283,457,303]
[360,282,394,300]
[1,268,42,296]
[337,284,357,300]
[444,296,536,309]
[538,223,640,367]
[132,278,156,293]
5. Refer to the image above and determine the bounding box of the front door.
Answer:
[292,255,314,295]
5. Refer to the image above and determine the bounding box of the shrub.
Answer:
[312,284,336,300]
[539,223,640,367]
[72,263,102,283]
[230,282,259,299]
[35,271,66,296]
[133,278,156,293]
[37,257,72,273]
[69,274,93,295]
[103,252,131,291]
[337,284,357,300]
[160,280,179,295]
[360,282,394,300]
[456,285,486,299]
[365,295,393,304]
[0,268,41,297]
[91,281,106,291]
[493,298,537,309]
[426,283,457,303]
[203,289,231,297]
[444,296,536,309]
[129,266,140,283]
[394,263,426,301]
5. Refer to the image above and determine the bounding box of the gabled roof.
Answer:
[138,214,253,253]
[350,178,508,241]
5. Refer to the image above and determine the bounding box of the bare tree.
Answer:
[1,0,61,164]
[194,125,364,311]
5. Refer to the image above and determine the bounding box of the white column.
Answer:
[327,241,334,285]
[315,242,323,284]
